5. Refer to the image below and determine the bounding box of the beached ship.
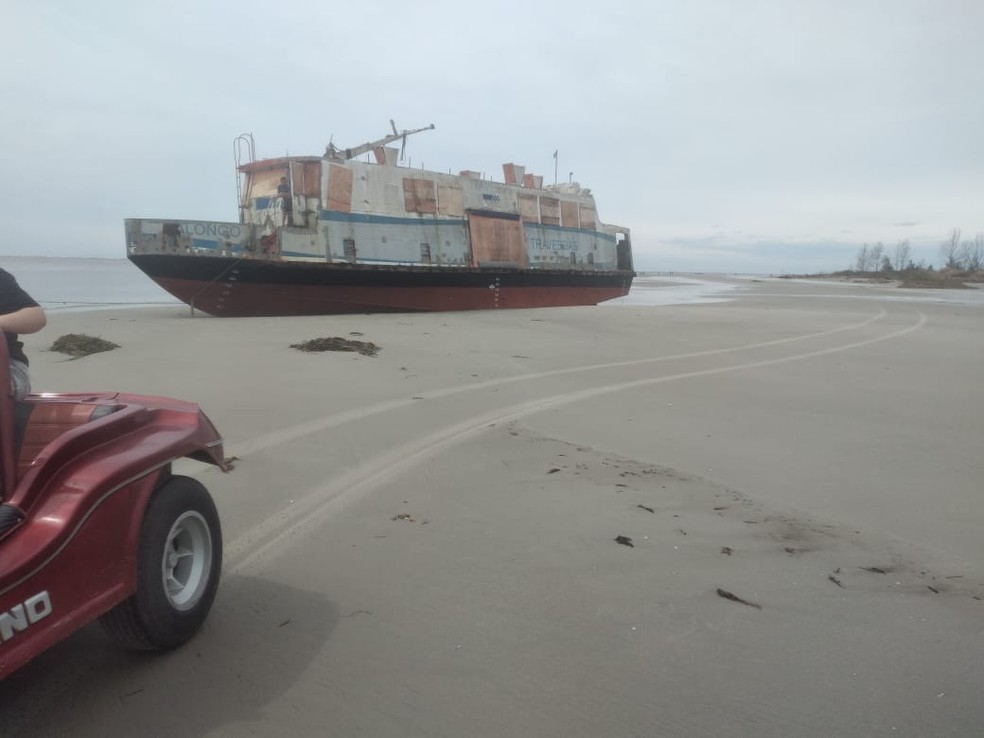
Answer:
[125,124,634,316]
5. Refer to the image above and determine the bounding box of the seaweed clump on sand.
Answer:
[290,337,380,357]
[50,334,121,358]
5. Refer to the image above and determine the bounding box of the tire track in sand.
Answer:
[225,309,926,572]
[230,308,889,458]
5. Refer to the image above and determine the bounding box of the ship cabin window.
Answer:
[420,243,432,264]
[587,252,594,265]
[570,252,577,265]
[344,238,357,263]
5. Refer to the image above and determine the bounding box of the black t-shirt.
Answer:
[0,268,40,365]
[277,182,293,211]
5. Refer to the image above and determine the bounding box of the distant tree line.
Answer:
[937,228,984,271]
[852,229,983,274]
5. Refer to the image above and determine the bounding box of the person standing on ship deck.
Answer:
[0,268,47,400]
[277,176,293,227]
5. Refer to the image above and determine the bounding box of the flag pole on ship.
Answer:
[553,149,558,185]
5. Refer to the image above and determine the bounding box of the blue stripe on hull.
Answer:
[320,210,463,228]
[320,209,615,241]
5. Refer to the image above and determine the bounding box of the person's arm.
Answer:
[0,306,47,334]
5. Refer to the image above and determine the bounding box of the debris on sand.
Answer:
[290,337,380,356]
[614,535,634,548]
[861,566,888,574]
[716,588,761,609]
[636,504,655,513]
[50,334,120,358]
[720,546,733,556]
[392,513,416,522]
[828,574,845,588]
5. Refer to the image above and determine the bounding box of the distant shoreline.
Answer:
[778,267,984,289]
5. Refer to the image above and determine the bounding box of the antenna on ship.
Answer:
[324,121,436,162]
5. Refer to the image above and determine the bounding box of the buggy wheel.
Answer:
[100,475,222,650]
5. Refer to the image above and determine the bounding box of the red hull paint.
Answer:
[154,276,630,316]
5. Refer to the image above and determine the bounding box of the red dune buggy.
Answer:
[0,341,226,678]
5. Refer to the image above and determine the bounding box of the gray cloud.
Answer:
[2,0,981,273]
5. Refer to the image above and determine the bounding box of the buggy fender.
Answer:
[0,469,163,677]
[9,399,225,513]
[1,400,224,602]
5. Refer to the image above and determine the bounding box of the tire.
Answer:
[100,475,222,650]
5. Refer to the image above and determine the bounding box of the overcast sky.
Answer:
[2,0,981,272]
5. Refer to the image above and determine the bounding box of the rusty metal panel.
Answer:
[579,204,597,230]
[468,213,527,267]
[403,178,437,214]
[301,161,322,198]
[540,197,560,225]
[373,146,399,165]
[518,193,539,223]
[438,183,464,216]
[403,179,416,212]
[502,163,525,185]
[561,201,579,228]
[415,178,437,213]
[250,167,286,197]
[327,165,353,212]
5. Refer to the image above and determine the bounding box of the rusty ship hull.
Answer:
[129,253,632,316]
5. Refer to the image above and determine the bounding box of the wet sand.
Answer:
[2,278,983,737]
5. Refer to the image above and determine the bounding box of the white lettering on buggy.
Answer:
[0,591,53,643]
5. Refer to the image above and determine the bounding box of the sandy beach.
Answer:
[2,277,982,737]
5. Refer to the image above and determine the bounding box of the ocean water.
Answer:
[0,256,179,311]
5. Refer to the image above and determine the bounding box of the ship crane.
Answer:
[324,120,436,162]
